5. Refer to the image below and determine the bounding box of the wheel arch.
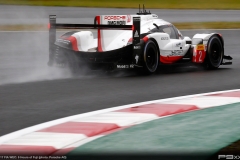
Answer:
[208,33,224,53]
[212,33,224,46]
[148,37,161,62]
[204,33,224,69]
[201,33,224,51]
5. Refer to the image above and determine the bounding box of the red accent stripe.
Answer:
[207,91,240,98]
[160,55,183,64]
[0,145,55,156]
[116,104,199,116]
[38,122,120,137]
[96,16,103,52]
[128,37,133,43]
[66,36,78,51]
[48,23,51,29]
[142,36,149,43]
[128,37,148,43]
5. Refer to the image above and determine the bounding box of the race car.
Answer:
[48,7,232,74]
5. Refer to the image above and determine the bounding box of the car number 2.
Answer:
[193,48,206,63]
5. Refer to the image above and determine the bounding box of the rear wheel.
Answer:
[204,36,223,69]
[56,48,88,76]
[143,40,159,74]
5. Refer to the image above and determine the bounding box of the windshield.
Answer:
[149,25,178,39]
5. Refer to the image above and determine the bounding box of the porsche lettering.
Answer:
[104,16,126,20]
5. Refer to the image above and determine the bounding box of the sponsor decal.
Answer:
[134,46,141,49]
[133,17,140,21]
[161,37,169,40]
[176,42,182,47]
[196,44,204,50]
[108,21,126,25]
[56,39,70,44]
[134,30,139,37]
[117,64,134,69]
[49,15,56,19]
[103,15,129,25]
[104,16,126,20]
[127,15,131,23]
[133,17,140,43]
[192,45,206,63]
[169,50,183,56]
[135,55,139,64]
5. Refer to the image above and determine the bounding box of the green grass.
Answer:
[1,0,240,9]
[0,22,239,31]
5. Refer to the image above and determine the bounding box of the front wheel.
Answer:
[203,36,223,69]
[143,40,159,74]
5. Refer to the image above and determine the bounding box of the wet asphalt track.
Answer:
[0,29,239,136]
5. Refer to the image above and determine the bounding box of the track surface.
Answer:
[1,5,240,24]
[0,29,239,137]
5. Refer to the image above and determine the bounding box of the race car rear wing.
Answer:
[49,15,141,62]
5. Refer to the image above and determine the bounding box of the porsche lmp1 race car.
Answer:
[48,7,232,74]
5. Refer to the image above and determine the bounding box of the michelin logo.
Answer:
[135,55,139,64]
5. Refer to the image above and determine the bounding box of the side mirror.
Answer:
[153,23,159,30]
[183,36,192,44]
[186,41,192,44]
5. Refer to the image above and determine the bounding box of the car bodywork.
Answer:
[48,10,232,74]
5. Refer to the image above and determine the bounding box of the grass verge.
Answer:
[0,0,240,9]
[0,22,240,31]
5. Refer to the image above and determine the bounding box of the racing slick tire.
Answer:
[56,48,89,76]
[67,52,91,75]
[203,35,223,69]
[142,40,159,74]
